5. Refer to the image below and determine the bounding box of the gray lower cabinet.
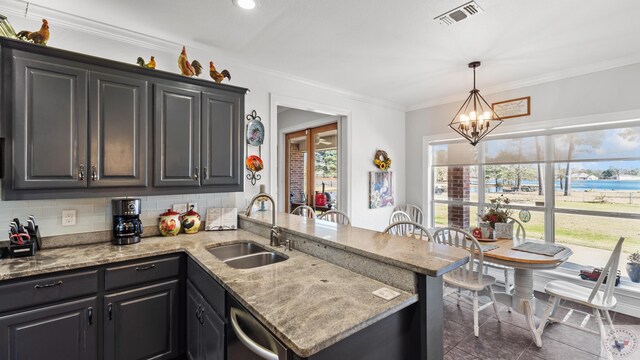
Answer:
[186,280,225,360]
[11,51,88,190]
[154,84,201,187]
[103,279,180,360]
[0,297,98,360]
[89,71,148,188]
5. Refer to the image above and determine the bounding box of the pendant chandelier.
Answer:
[448,61,502,146]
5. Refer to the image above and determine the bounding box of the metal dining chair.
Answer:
[383,221,433,241]
[432,227,501,337]
[291,205,316,219]
[388,211,412,236]
[483,216,527,294]
[393,204,424,225]
[534,237,625,349]
[317,210,351,225]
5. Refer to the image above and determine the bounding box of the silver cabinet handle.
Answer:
[91,166,97,181]
[230,307,278,360]
[203,167,208,180]
[194,167,199,181]
[34,280,63,289]
[79,165,85,181]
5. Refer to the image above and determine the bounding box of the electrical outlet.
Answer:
[62,209,76,226]
[172,203,188,213]
[187,202,198,213]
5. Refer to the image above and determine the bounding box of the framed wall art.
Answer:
[492,96,530,119]
[369,171,394,209]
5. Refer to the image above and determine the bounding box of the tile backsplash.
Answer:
[0,193,238,236]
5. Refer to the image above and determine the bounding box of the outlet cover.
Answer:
[62,209,76,226]
[187,202,198,213]
[172,203,188,213]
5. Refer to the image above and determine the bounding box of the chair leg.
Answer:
[593,308,609,357]
[488,286,501,322]
[473,290,479,337]
[504,268,511,293]
[456,288,461,307]
[604,309,615,330]
[534,296,557,347]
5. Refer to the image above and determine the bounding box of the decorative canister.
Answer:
[181,206,201,234]
[159,209,181,236]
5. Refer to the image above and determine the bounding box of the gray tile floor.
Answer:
[442,289,640,360]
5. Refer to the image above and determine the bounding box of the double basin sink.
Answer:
[207,241,288,269]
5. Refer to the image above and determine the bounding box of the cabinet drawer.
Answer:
[0,270,98,314]
[187,258,225,318]
[105,256,180,291]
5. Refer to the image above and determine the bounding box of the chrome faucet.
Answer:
[246,192,287,249]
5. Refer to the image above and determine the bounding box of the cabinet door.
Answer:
[12,53,88,189]
[200,295,225,360]
[154,84,200,187]
[89,71,148,187]
[104,280,179,360]
[0,297,97,360]
[201,91,242,187]
[186,281,202,360]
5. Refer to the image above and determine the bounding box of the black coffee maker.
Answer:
[112,198,143,245]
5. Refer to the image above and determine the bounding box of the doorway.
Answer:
[285,123,338,213]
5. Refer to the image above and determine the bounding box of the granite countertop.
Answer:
[240,212,470,277]
[0,229,417,358]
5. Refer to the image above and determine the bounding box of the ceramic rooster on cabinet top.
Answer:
[178,46,202,77]
[209,62,231,83]
[17,19,50,45]
[137,56,156,69]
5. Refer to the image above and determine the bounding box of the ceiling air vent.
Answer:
[434,1,484,26]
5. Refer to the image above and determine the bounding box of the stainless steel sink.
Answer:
[207,241,288,269]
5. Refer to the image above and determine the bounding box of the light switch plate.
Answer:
[173,203,188,213]
[372,287,401,301]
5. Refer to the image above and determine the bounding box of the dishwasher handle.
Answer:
[230,307,279,360]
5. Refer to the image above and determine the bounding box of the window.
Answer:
[428,123,640,277]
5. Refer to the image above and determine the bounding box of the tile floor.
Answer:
[442,288,640,360]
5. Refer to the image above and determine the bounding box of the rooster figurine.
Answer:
[136,56,156,69]
[17,19,50,46]
[209,62,231,84]
[178,46,202,77]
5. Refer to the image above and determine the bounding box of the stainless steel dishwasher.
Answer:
[227,296,288,360]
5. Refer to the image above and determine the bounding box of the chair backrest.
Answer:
[389,211,412,235]
[318,210,351,225]
[383,221,433,241]
[291,205,316,219]
[588,237,625,306]
[394,204,424,225]
[432,227,484,284]
[507,216,526,240]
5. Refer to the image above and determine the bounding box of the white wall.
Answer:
[0,3,405,234]
[405,62,640,209]
[277,108,337,131]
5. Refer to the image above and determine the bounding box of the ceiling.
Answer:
[20,0,640,108]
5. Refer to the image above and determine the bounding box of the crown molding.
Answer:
[406,52,640,113]
[0,0,405,112]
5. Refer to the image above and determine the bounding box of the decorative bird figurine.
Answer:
[16,19,50,46]
[136,56,156,69]
[178,46,202,77]
[209,62,231,84]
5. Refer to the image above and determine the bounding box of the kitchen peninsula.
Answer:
[0,212,468,360]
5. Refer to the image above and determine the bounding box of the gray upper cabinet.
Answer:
[201,90,243,187]
[89,71,148,188]
[11,52,88,190]
[154,84,201,187]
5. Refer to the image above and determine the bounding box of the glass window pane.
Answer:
[433,166,479,202]
[483,136,544,164]
[483,164,545,206]
[553,126,640,162]
[555,213,640,277]
[554,161,640,214]
[432,142,478,166]
[314,127,338,209]
[288,135,307,205]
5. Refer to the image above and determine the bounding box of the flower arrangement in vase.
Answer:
[481,195,512,229]
[627,251,640,283]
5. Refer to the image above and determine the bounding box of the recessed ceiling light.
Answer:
[232,0,257,10]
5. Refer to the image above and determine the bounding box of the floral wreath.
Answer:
[373,149,392,171]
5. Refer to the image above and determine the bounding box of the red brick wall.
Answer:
[447,166,470,229]
[289,144,305,203]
